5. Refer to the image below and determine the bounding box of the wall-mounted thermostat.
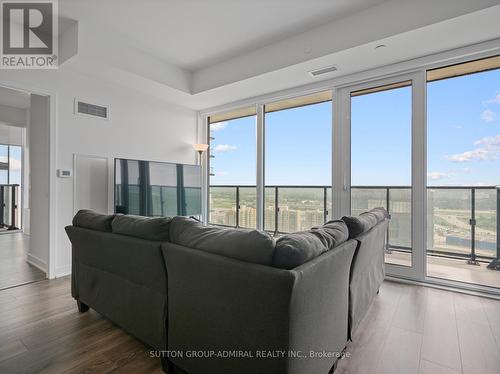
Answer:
[57,169,73,178]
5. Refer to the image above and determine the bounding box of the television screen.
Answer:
[114,158,201,217]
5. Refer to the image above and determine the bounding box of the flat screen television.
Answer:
[114,158,201,217]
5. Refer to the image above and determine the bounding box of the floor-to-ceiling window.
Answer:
[264,92,332,234]
[208,107,257,228]
[205,52,500,294]
[427,56,500,288]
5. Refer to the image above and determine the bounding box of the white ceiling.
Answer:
[58,0,500,110]
[60,0,387,71]
[0,86,30,109]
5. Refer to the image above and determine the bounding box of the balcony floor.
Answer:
[386,251,500,289]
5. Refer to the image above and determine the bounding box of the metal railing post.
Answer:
[11,185,17,230]
[467,188,479,265]
[0,186,4,227]
[274,187,279,236]
[486,186,500,270]
[497,186,500,261]
[159,187,164,217]
[385,187,391,253]
[235,187,240,228]
[323,187,328,223]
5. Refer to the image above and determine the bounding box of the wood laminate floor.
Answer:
[1,277,499,373]
[337,281,500,374]
[0,233,46,290]
[0,277,163,373]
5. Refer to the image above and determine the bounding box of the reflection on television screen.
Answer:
[114,158,201,217]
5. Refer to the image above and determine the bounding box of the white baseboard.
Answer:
[26,253,48,273]
[55,265,71,278]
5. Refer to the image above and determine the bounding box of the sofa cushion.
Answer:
[169,216,275,265]
[321,220,351,247]
[273,220,349,269]
[72,210,115,232]
[342,207,388,239]
[112,214,171,241]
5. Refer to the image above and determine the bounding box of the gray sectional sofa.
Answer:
[343,207,390,338]
[65,207,389,374]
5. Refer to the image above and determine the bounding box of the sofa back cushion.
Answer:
[342,207,389,239]
[112,214,171,241]
[169,216,275,266]
[72,210,115,232]
[370,207,389,222]
[273,220,349,269]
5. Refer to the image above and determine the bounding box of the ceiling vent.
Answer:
[309,65,338,77]
[74,98,109,119]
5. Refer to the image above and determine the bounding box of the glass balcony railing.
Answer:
[209,185,500,265]
[210,186,331,233]
[427,187,498,263]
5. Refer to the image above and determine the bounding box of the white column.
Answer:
[411,70,427,280]
[333,87,351,219]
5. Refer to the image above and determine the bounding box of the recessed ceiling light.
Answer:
[375,44,387,50]
[309,65,338,77]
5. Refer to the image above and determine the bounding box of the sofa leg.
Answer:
[77,300,89,313]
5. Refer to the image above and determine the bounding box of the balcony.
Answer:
[209,185,500,288]
[0,184,20,231]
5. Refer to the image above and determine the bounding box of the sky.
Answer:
[0,145,22,185]
[210,68,500,187]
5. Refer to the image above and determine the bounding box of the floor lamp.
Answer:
[193,143,209,164]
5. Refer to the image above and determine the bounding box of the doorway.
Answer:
[337,72,427,281]
[0,85,48,289]
[337,57,500,294]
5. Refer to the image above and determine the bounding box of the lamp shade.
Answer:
[193,143,209,152]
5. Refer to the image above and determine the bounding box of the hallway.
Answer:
[0,233,46,290]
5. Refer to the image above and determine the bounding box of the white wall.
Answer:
[0,65,198,278]
[0,123,23,145]
[29,95,51,270]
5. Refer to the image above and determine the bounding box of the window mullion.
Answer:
[256,104,265,230]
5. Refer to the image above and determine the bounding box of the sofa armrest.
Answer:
[349,219,389,337]
[288,240,357,374]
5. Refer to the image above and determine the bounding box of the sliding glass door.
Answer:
[343,63,499,288]
[341,73,426,279]
[351,81,413,267]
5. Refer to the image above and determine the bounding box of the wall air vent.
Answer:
[309,65,338,77]
[74,98,109,119]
